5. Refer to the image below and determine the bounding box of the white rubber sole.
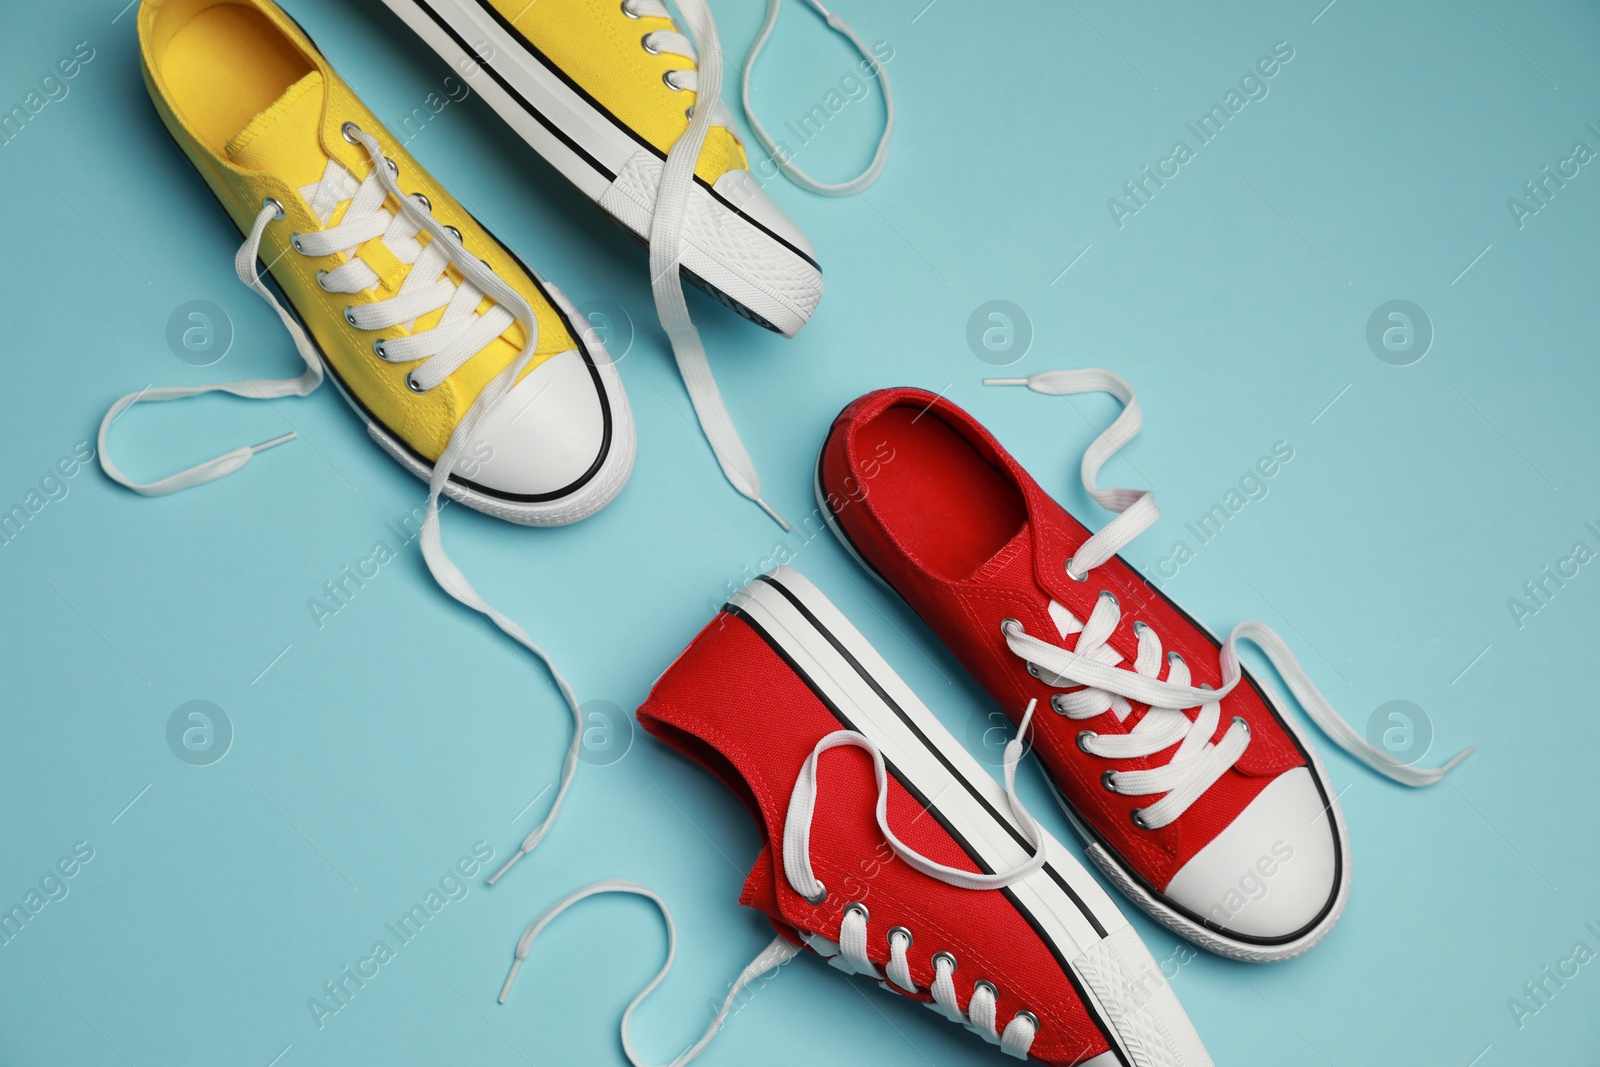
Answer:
[813,445,1349,962]
[729,567,1214,1067]
[377,0,824,337]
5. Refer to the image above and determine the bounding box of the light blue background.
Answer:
[2,0,1597,1064]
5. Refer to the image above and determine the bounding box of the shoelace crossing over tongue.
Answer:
[229,72,527,394]
[985,369,1475,811]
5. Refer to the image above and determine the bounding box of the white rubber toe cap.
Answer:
[713,169,817,263]
[463,350,609,498]
[1162,768,1341,940]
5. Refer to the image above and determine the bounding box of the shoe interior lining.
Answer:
[864,404,1027,581]
[160,3,311,154]
[645,717,767,844]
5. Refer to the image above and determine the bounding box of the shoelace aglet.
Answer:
[497,955,525,1004]
[486,847,528,886]
[982,377,1029,387]
[252,432,297,453]
[1410,743,1475,786]
[753,495,792,532]
[1012,698,1038,749]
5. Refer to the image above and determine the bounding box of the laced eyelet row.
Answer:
[832,906,1038,1052]
[1001,582,1246,834]
[275,118,482,398]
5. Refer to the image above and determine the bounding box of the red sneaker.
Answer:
[815,371,1471,962]
[635,567,1215,1066]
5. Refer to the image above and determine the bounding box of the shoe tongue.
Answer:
[970,522,1034,583]
[225,71,331,189]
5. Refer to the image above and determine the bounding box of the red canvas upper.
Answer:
[638,611,1114,1065]
[818,388,1306,891]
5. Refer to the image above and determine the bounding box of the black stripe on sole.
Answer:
[725,578,1131,1067]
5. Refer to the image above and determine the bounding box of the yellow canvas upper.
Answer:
[140,0,577,464]
[484,0,747,185]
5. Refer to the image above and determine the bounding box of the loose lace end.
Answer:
[753,495,792,532]
[498,957,524,1004]
[1382,744,1475,788]
[486,848,528,886]
[253,432,297,452]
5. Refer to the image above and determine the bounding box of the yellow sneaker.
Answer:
[100,0,632,883]
[101,0,635,526]
[380,0,827,337]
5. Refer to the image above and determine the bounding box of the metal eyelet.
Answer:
[973,979,999,999]
[1132,620,1149,637]
[843,901,869,924]
[411,192,432,213]
[315,269,332,291]
[887,926,913,948]
[385,157,399,178]
[341,121,363,145]
[372,338,389,359]
[621,0,640,16]
[1199,682,1214,692]
[1130,808,1151,830]
[290,233,308,254]
[1233,715,1250,739]
[931,951,958,974]
[1102,770,1119,793]
[1166,651,1185,667]
[662,69,684,91]
[1100,591,1119,609]
[999,618,1021,637]
[443,225,463,242]
[342,306,359,327]
[685,107,695,120]
[405,374,427,394]
[1049,694,1070,715]
[1026,663,1041,678]
[1076,730,1097,753]
[1063,558,1087,582]
[1014,1009,1041,1031]
[641,32,661,54]
[802,884,827,905]
[262,197,285,221]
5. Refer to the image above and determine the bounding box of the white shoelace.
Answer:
[983,370,1474,825]
[502,704,1047,1063]
[633,0,788,528]
[98,126,588,881]
[623,0,890,529]
[741,0,895,196]
[500,879,802,1067]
